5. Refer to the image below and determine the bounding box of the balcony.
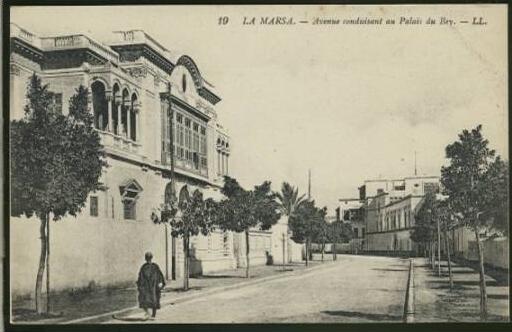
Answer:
[10,23,42,48]
[109,30,175,62]
[40,34,119,65]
[161,153,208,178]
[98,130,140,155]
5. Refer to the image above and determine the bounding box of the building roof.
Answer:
[10,23,221,104]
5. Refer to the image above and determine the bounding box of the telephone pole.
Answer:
[308,169,311,199]
[305,169,311,267]
[414,151,417,176]
[166,82,177,280]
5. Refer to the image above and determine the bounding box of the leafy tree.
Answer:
[328,221,353,260]
[275,182,305,263]
[10,74,106,314]
[314,219,329,261]
[153,190,216,290]
[276,182,305,219]
[438,199,456,291]
[215,176,280,278]
[289,200,325,266]
[441,125,508,320]
[480,157,509,237]
[411,193,437,269]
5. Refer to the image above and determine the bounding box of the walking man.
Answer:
[137,252,166,320]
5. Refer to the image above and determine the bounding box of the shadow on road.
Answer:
[488,294,509,300]
[112,314,148,322]
[450,269,477,274]
[162,286,204,292]
[193,275,243,279]
[321,310,402,321]
[371,268,408,272]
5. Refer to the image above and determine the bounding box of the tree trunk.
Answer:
[35,215,48,314]
[305,239,309,267]
[437,218,441,277]
[444,228,453,291]
[431,241,435,270]
[46,213,50,314]
[183,236,189,291]
[333,243,337,261]
[245,229,250,278]
[321,241,325,262]
[474,229,488,320]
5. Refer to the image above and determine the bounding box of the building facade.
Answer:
[9,23,241,295]
[365,193,425,254]
[349,175,440,255]
[337,199,365,253]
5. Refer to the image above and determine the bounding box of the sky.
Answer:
[11,5,508,213]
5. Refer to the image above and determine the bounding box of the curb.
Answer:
[403,258,415,323]
[63,260,339,324]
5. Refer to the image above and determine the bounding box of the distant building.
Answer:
[359,176,440,202]
[365,193,425,253]
[337,198,365,253]
[344,175,440,255]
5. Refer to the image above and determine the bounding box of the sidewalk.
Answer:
[413,258,509,322]
[11,260,329,324]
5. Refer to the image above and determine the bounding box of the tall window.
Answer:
[120,180,142,221]
[90,196,98,217]
[50,93,63,114]
[123,201,136,220]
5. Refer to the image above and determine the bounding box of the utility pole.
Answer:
[414,151,417,176]
[46,214,50,313]
[166,82,177,280]
[437,211,441,277]
[308,169,311,199]
[282,233,286,271]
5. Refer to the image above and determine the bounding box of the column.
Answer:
[106,91,113,133]
[217,150,221,175]
[226,153,229,175]
[223,152,227,175]
[221,152,225,175]
[116,98,122,135]
[126,101,132,140]
[134,103,140,142]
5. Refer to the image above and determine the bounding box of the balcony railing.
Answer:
[98,130,140,155]
[161,152,209,178]
[40,34,119,65]
[110,30,174,62]
[10,23,42,48]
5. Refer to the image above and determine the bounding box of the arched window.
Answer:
[92,81,108,131]
[121,88,130,137]
[120,179,142,220]
[182,74,187,92]
[178,186,190,210]
[112,84,120,135]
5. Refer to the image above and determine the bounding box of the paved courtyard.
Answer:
[108,255,410,323]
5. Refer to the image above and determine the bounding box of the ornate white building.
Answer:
[9,23,239,294]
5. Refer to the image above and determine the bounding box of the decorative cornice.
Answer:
[125,66,148,78]
[10,37,44,63]
[10,63,21,76]
[112,44,174,74]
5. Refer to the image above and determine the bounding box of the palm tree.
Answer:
[276,182,306,263]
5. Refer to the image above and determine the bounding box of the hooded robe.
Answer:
[137,262,165,309]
